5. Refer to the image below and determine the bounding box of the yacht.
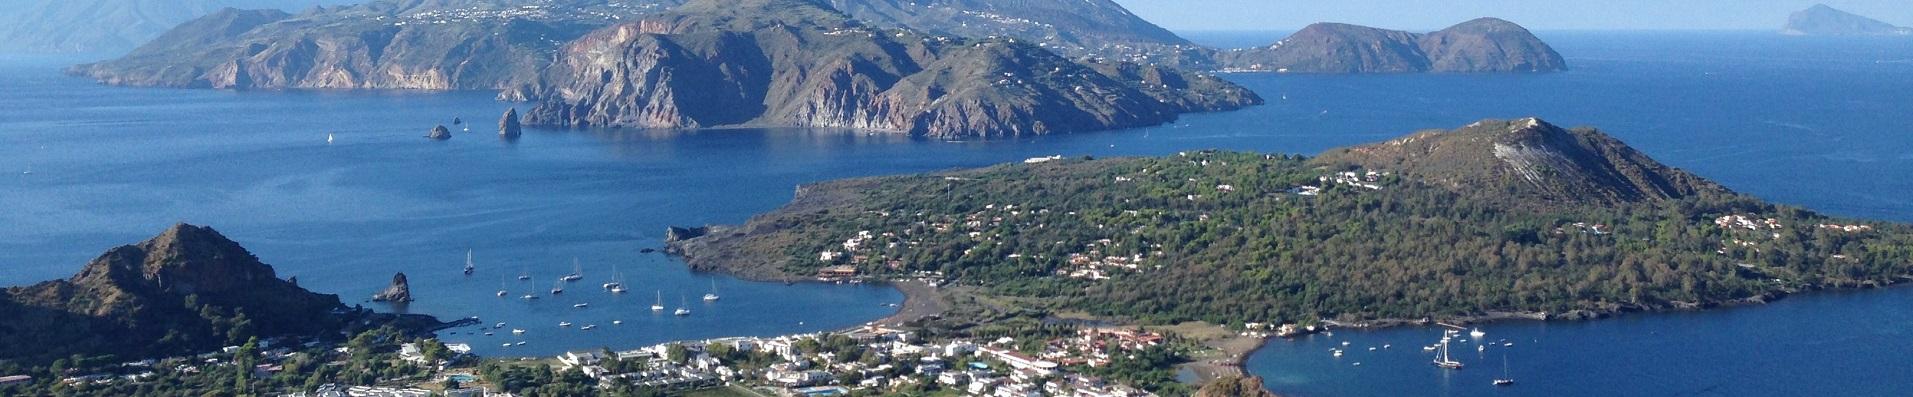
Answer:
[703,279,721,301]
[573,303,588,308]
[494,322,505,329]
[464,250,476,276]
[520,294,538,300]
[612,320,623,325]
[1331,349,1343,357]
[1470,327,1487,340]
[603,261,624,290]
[581,324,596,330]
[511,329,525,335]
[514,341,526,346]
[1493,353,1515,386]
[560,258,583,282]
[559,322,572,327]
[651,291,666,311]
[496,290,508,297]
[1432,337,1464,369]
[674,296,691,316]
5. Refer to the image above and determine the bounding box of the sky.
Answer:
[1113,0,1913,31]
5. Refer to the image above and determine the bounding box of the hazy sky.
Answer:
[1114,0,1913,31]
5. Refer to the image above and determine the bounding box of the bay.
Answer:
[0,30,1909,392]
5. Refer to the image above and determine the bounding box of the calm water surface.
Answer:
[1,31,1911,393]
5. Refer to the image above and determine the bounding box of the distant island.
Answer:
[669,118,1913,328]
[1209,18,1567,73]
[0,224,454,365]
[1783,4,1912,36]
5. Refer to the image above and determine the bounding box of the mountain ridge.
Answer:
[1214,18,1566,73]
[1782,4,1912,36]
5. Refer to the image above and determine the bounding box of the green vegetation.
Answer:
[1,326,444,397]
[682,146,1913,325]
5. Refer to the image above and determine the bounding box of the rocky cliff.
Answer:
[1311,118,1728,205]
[1214,18,1565,73]
[70,0,685,89]
[512,0,1259,138]
[1782,4,1912,36]
[0,224,350,363]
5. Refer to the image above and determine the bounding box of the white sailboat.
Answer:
[1493,353,1515,386]
[1470,327,1487,340]
[560,258,583,282]
[327,133,335,144]
[1433,336,1464,369]
[464,250,476,276]
[674,295,691,316]
[550,279,565,295]
[703,279,720,301]
[602,261,623,290]
[652,291,666,311]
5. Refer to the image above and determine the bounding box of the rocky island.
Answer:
[669,118,1913,329]
[1782,4,1911,36]
[1213,18,1567,73]
[0,224,457,364]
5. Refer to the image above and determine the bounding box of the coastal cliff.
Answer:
[1214,18,1566,73]
[511,0,1259,138]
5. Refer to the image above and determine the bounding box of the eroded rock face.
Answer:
[372,273,412,302]
[1195,376,1281,397]
[513,0,1259,138]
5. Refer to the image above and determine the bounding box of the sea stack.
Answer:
[427,125,452,140]
[499,108,523,138]
[372,273,413,302]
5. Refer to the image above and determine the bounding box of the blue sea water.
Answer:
[0,31,1910,394]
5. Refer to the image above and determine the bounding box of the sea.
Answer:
[1,31,1910,395]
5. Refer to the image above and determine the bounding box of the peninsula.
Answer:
[669,118,1913,328]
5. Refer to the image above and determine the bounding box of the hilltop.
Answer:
[669,118,1913,327]
[1782,4,1912,36]
[0,224,448,364]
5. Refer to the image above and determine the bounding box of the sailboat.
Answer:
[1433,336,1464,369]
[326,133,335,144]
[560,258,583,282]
[464,250,476,276]
[602,261,623,290]
[651,291,666,311]
[517,266,531,281]
[1493,353,1515,386]
[550,279,565,295]
[703,279,720,301]
[674,295,691,316]
[1470,327,1487,340]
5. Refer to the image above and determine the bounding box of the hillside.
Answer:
[70,0,685,90]
[0,224,439,364]
[669,118,1913,326]
[510,0,1260,138]
[1782,4,1912,36]
[1213,18,1566,73]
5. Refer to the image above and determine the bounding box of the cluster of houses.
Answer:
[1817,223,1875,233]
[1319,170,1389,190]
[1715,214,1785,231]
[378,1,667,27]
[551,326,1162,396]
[1554,221,1613,235]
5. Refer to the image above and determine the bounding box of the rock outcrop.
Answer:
[1782,4,1912,36]
[427,125,452,140]
[1195,376,1281,397]
[0,224,351,363]
[512,0,1259,138]
[666,226,710,243]
[499,108,523,138]
[371,273,412,302]
[1311,118,1729,205]
[1214,18,1565,73]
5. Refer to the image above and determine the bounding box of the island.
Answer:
[667,118,1913,378]
[1782,4,1912,36]
[1211,18,1567,73]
